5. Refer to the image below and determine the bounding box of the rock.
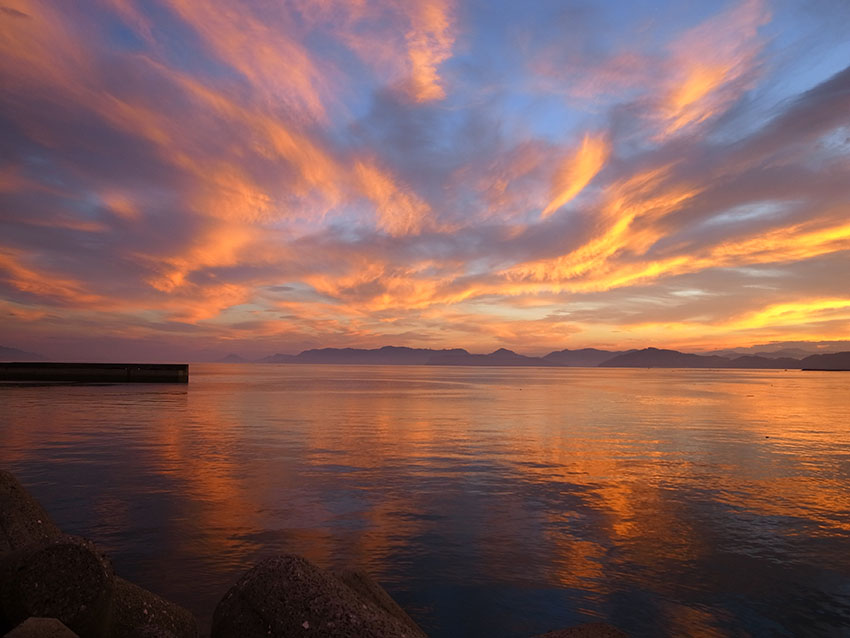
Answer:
[0,471,61,555]
[133,628,180,638]
[0,536,114,638]
[335,569,425,637]
[103,578,197,638]
[211,555,422,638]
[4,617,79,637]
[533,623,628,638]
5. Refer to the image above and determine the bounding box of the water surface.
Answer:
[1,365,849,637]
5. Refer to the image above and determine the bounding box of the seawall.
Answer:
[0,362,189,383]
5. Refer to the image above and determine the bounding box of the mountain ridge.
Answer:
[6,343,848,369]
[247,345,850,369]
[427,348,554,366]
[0,345,46,361]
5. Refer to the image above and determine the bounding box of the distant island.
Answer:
[5,343,849,370]
[234,345,850,370]
[0,345,45,362]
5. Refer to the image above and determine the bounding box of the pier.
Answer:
[0,362,188,383]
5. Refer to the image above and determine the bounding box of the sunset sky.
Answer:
[1,0,849,360]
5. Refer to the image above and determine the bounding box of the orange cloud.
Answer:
[541,133,610,218]
[141,221,257,291]
[402,0,455,102]
[354,161,431,236]
[161,70,345,214]
[0,250,103,307]
[657,0,769,137]
[514,165,702,285]
[271,213,850,343]
[99,192,141,221]
[612,297,850,350]
[168,65,439,233]
[0,1,92,96]
[246,212,849,329]
[664,64,731,134]
[162,0,332,122]
[461,140,549,219]
[291,0,456,103]
[499,215,850,298]
[580,218,850,294]
[0,299,48,322]
[305,259,450,312]
[730,298,850,331]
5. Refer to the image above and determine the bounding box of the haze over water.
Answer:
[2,364,849,637]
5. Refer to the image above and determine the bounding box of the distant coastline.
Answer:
[217,345,850,370]
[5,343,850,370]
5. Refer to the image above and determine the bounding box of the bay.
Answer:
[1,364,849,637]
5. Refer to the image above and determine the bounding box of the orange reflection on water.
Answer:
[2,366,850,636]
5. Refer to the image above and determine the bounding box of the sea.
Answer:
[1,364,849,637]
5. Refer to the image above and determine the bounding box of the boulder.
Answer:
[0,471,61,555]
[211,555,422,638]
[335,569,425,637]
[103,578,197,638]
[0,536,114,638]
[533,623,628,638]
[4,617,79,637]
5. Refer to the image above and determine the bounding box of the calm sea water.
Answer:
[1,364,849,637]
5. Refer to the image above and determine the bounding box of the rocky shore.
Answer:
[1,470,626,638]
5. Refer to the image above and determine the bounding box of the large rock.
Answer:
[103,578,198,638]
[4,617,79,637]
[0,471,61,555]
[0,536,114,638]
[533,623,628,638]
[211,555,423,638]
[335,569,425,637]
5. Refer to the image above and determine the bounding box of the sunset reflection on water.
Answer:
[2,365,849,637]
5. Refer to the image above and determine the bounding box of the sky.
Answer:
[1,0,850,361]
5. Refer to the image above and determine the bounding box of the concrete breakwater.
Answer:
[0,363,188,384]
[0,470,626,638]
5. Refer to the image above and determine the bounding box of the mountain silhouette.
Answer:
[260,346,470,365]
[239,346,850,370]
[598,347,731,368]
[543,348,628,366]
[0,345,46,362]
[725,355,801,369]
[427,348,553,366]
[799,351,850,370]
[256,353,299,363]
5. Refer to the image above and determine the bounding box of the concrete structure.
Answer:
[0,363,188,384]
[0,471,199,638]
[4,617,79,638]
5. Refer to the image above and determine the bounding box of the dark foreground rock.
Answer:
[335,569,425,637]
[0,536,113,637]
[534,622,628,638]
[0,472,61,555]
[212,555,424,638]
[0,472,198,638]
[4,617,79,637]
[104,577,198,638]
